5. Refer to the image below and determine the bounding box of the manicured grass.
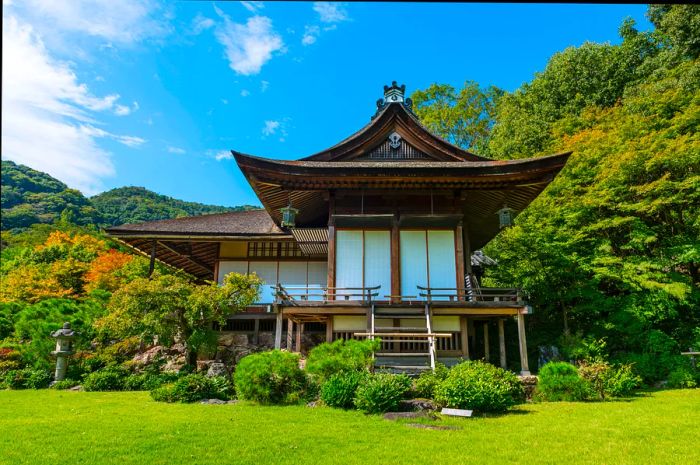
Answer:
[1,390,698,465]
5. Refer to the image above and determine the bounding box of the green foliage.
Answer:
[123,372,180,391]
[413,362,449,399]
[434,361,524,412]
[90,186,256,227]
[1,161,103,232]
[411,81,502,153]
[234,350,310,405]
[98,272,261,365]
[150,374,233,403]
[2,368,52,390]
[667,365,699,389]
[305,339,380,382]
[50,379,79,390]
[320,371,366,409]
[578,361,641,399]
[82,366,130,392]
[536,362,591,402]
[353,373,411,414]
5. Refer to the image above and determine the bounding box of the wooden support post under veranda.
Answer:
[274,311,283,350]
[517,313,530,376]
[498,319,507,369]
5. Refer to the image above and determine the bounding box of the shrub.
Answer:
[306,339,380,382]
[667,366,698,389]
[51,379,79,390]
[353,373,411,414]
[234,350,310,405]
[321,371,366,409]
[124,372,179,391]
[578,361,641,399]
[536,362,591,402]
[414,363,450,399]
[604,364,642,397]
[435,361,524,413]
[0,349,23,374]
[150,374,233,403]
[82,366,129,391]
[2,368,52,389]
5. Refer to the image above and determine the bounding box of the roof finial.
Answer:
[373,81,413,119]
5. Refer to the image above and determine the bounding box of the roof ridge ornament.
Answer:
[372,81,414,119]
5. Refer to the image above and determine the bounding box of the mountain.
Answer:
[1,161,102,231]
[90,187,257,227]
[0,160,258,231]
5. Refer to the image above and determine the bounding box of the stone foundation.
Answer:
[518,374,538,400]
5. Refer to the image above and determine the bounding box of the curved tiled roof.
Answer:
[106,209,285,237]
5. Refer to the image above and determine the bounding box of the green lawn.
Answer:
[1,390,698,465]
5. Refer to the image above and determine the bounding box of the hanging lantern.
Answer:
[280,204,299,228]
[496,205,515,229]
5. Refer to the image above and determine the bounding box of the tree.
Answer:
[97,273,262,366]
[411,81,502,154]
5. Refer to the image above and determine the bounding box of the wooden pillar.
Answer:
[498,319,507,369]
[296,322,304,354]
[517,313,530,375]
[390,217,401,302]
[460,315,470,359]
[325,317,333,342]
[274,311,283,349]
[483,322,490,362]
[148,240,157,277]
[253,318,260,345]
[287,318,294,350]
[455,223,465,301]
[327,224,336,300]
[393,318,401,353]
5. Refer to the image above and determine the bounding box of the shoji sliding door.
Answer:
[400,230,457,299]
[364,231,391,299]
[335,230,391,300]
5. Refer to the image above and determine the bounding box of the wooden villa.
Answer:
[107,82,571,374]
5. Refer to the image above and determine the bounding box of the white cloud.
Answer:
[214,13,284,76]
[191,13,215,35]
[221,98,229,104]
[1,16,144,195]
[240,1,264,13]
[8,0,169,45]
[167,146,186,154]
[114,104,131,116]
[213,150,231,161]
[302,25,319,46]
[240,89,250,97]
[313,2,349,23]
[262,120,280,136]
[260,80,269,92]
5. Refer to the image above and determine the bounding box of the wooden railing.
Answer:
[273,284,380,305]
[418,286,523,303]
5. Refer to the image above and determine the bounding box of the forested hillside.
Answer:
[90,186,256,227]
[0,160,258,232]
[413,5,699,381]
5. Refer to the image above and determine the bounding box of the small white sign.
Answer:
[441,408,473,417]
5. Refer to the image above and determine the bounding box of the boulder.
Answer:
[206,362,228,377]
[405,423,460,431]
[383,411,436,421]
[200,399,238,405]
[399,399,437,412]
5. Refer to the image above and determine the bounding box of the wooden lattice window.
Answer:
[247,241,303,258]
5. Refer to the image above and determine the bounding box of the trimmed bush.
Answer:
[321,371,366,409]
[150,374,233,403]
[82,366,129,391]
[51,379,79,390]
[2,368,52,389]
[414,363,449,399]
[234,350,310,405]
[0,349,23,374]
[353,373,411,414]
[305,339,380,382]
[124,372,180,391]
[536,362,591,402]
[435,361,524,413]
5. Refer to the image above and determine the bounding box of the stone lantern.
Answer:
[51,322,76,381]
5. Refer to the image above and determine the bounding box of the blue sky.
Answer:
[3,1,652,207]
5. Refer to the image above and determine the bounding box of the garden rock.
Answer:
[306,400,320,408]
[206,362,227,377]
[383,411,436,421]
[518,375,539,400]
[405,423,460,431]
[69,385,83,391]
[399,399,437,412]
[200,399,238,405]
